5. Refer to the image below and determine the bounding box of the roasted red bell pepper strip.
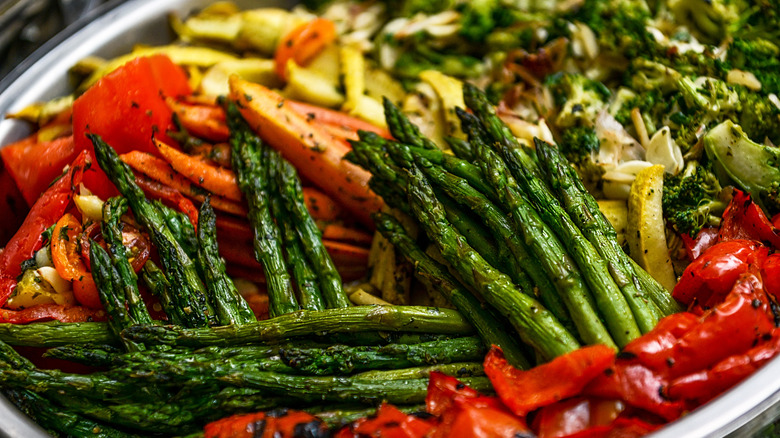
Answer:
[667,328,780,403]
[666,271,774,379]
[0,150,90,306]
[547,417,660,438]
[719,189,780,247]
[483,345,615,416]
[203,409,328,438]
[532,396,625,438]
[0,162,28,247]
[430,396,532,438]
[0,303,105,323]
[761,253,780,302]
[338,403,435,438]
[72,54,191,200]
[680,227,718,261]
[426,371,482,416]
[583,361,685,421]
[620,312,699,373]
[0,135,78,207]
[672,240,764,307]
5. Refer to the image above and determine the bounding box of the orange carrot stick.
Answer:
[229,77,383,228]
[121,151,248,217]
[302,187,343,222]
[286,99,392,138]
[321,223,374,246]
[154,138,243,202]
[166,97,230,142]
[323,240,370,266]
[274,18,337,81]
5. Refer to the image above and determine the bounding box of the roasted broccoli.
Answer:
[704,120,780,215]
[729,0,780,46]
[662,159,728,237]
[668,0,740,44]
[727,38,780,94]
[545,72,611,128]
[558,126,606,192]
[567,0,654,57]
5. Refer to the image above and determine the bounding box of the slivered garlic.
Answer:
[646,127,684,175]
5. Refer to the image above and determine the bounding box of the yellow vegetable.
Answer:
[200,58,280,97]
[598,199,628,247]
[284,60,344,108]
[340,45,366,112]
[419,70,467,139]
[627,165,677,291]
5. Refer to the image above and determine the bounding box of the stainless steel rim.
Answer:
[0,0,778,436]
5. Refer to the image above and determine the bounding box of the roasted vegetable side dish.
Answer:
[0,0,779,437]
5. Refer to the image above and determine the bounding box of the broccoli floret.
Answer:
[391,33,484,79]
[545,72,611,128]
[613,88,671,135]
[727,38,780,94]
[704,120,780,215]
[662,160,728,236]
[458,0,498,42]
[626,59,682,93]
[567,0,655,57]
[558,126,605,192]
[668,0,741,44]
[729,0,780,46]
[385,0,455,17]
[677,76,740,118]
[734,86,780,144]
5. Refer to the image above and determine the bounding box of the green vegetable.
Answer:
[196,198,256,326]
[662,160,728,237]
[545,72,610,128]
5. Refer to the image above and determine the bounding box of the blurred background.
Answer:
[0,0,104,79]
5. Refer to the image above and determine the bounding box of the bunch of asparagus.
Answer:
[347,84,679,361]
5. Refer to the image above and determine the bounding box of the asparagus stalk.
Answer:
[267,156,325,311]
[406,165,580,359]
[43,344,124,367]
[468,127,615,348]
[4,389,138,438]
[536,139,662,332]
[382,97,438,150]
[274,152,350,309]
[122,306,474,347]
[197,198,256,325]
[140,261,188,326]
[281,336,487,375]
[90,134,216,328]
[444,135,474,161]
[226,102,299,317]
[89,242,137,340]
[154,200,197,258]
[373,212,530,368]
[463,85,642,347]
[0,322,115,347]
[101,197,152,327]
[630,258,683,315]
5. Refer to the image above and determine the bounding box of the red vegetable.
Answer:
[0,303,104,324]
[0,135,78,207]
[533,396,625,438]
[426,371,481,416]
[761,253,780,302]
[339,403,435,438]
[203,409,327,438]
[483,345,615,416]
[72,54,191,199]
[431,395,532,438]
[718,189,780,247]
[0,150,90,306]
[672,240,764,308]
[680,227,718,261]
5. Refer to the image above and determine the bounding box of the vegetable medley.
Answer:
[0,0,779,436]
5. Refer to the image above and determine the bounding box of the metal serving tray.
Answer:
[0,0,778,436]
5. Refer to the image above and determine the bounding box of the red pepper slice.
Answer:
[672,240,763,307]
[430,395,532,438]
[72,54,191,200]
[719,189,780,247]
[0,150,90,306]
[532,396,626,438]
[680,227,718,261]
[203,409,327,438]
[483,345,615,416]
[667,328,780,403]
[0,135,78,207]
[0,303,105,323]
[761,253,780,302]
[426,370,482,416]
[620,312,699,373]
[340,403,435,438]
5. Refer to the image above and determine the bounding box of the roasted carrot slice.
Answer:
[229,77,382,228]
[122,151,247,216]
[154,138,243,202]
[321,223,374,246]
[286,99,392,138]
[166,97,230,142]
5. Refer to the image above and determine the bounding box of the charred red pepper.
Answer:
[532,396,625,438]
[203,408,328,438]
[338,403,435,438]
[72,54,191,199]
[0,150,90,306]
[431,396,533,438]
[719,189,780,247]
[680,227,719,261]
[0,303,105,323]
[426,370,481,416]
[484,345,615,416]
